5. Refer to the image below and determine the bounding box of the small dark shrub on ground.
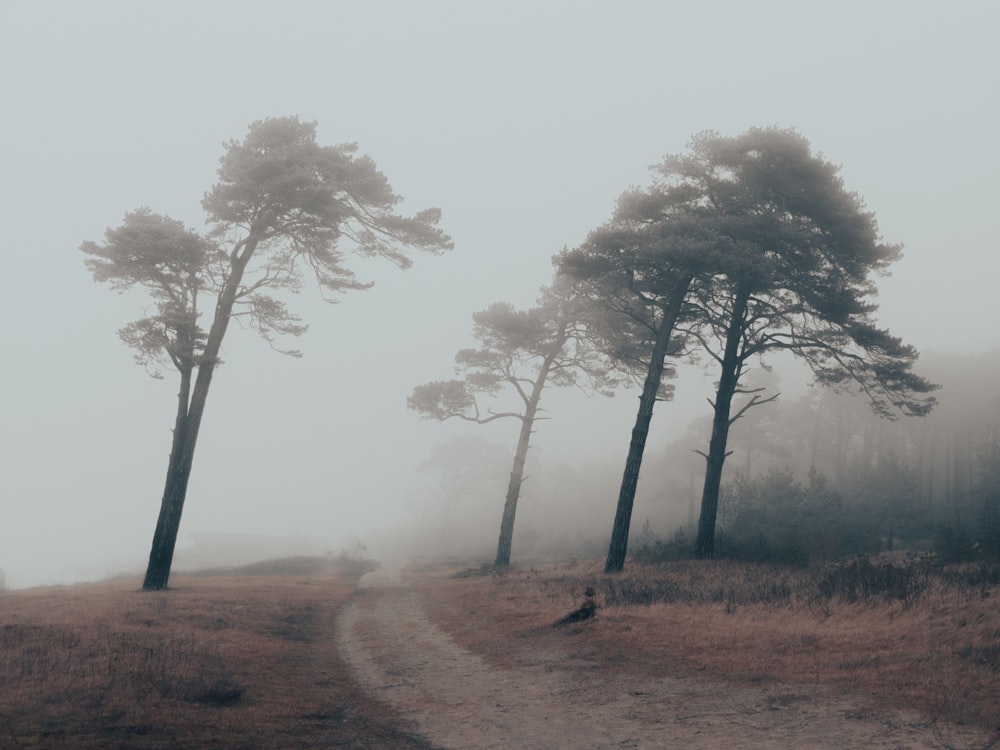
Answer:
[816,556,930,606]
[937,560,1000,599]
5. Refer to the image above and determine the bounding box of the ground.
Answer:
[337,567,996,750]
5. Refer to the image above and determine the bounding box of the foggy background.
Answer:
[1,1,997,588]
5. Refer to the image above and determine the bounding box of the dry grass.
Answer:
[416,557,1000,731]
[0,556,433,749]
[4,553,996,747]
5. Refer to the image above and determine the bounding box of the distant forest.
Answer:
[636,349,1000,563]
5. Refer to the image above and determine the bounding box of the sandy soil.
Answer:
[336,568,991,750]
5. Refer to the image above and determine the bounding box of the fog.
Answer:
[2,2,998,588]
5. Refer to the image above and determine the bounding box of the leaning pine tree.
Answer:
[408,279,619,567]
[558,189,723,572]
[654,128,939,559]
[83,117,452,590]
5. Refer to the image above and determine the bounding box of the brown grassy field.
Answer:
[418,556,1000,734]
[2,554,997,748]
[0,557,433,749]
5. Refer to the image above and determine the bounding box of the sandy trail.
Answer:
[336,569,987,750]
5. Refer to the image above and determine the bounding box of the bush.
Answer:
[816,557,930,606]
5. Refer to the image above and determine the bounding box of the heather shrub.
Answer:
[816,556,930,606]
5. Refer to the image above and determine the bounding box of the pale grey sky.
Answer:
[2,1,997,587]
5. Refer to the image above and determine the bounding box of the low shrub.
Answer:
[600,561,798,608]
[936,560,1000,599]
[816,556,930,606]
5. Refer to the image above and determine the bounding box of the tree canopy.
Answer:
[81,208,221,377]
[559,126,937,570]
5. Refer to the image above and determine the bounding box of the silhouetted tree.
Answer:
[558,187,723,572]
[408,279,619,566]
[83,117,452,589]
[657,128,937,558]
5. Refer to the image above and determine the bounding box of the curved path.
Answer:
[336,569,989,749]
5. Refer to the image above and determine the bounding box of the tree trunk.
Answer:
[605,275,692,573]
[494,346,559,568]
[494,412,534,568]
[143,242,256,590]
[143,365,192,589]
[695,289,749,559]
[142,366,215,589]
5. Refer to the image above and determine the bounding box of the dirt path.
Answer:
[336,569,988,749]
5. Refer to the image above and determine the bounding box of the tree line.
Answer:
[84,119,937,590]
[410,126,936,572]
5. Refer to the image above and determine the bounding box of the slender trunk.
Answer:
[605,274,692,573]
[143,243,256,590]
[143,365,192,588]
[495,346,559,567]
[695,289,749,559]
[494,412,534,568]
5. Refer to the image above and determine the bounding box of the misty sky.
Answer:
[2,1,998,588]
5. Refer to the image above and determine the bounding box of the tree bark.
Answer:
[143,242,256,590]
[605,274,692,573]
[494,348,558,568]
[695,289,749,559]
[494,413,534,568]
[143,365,192,589]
